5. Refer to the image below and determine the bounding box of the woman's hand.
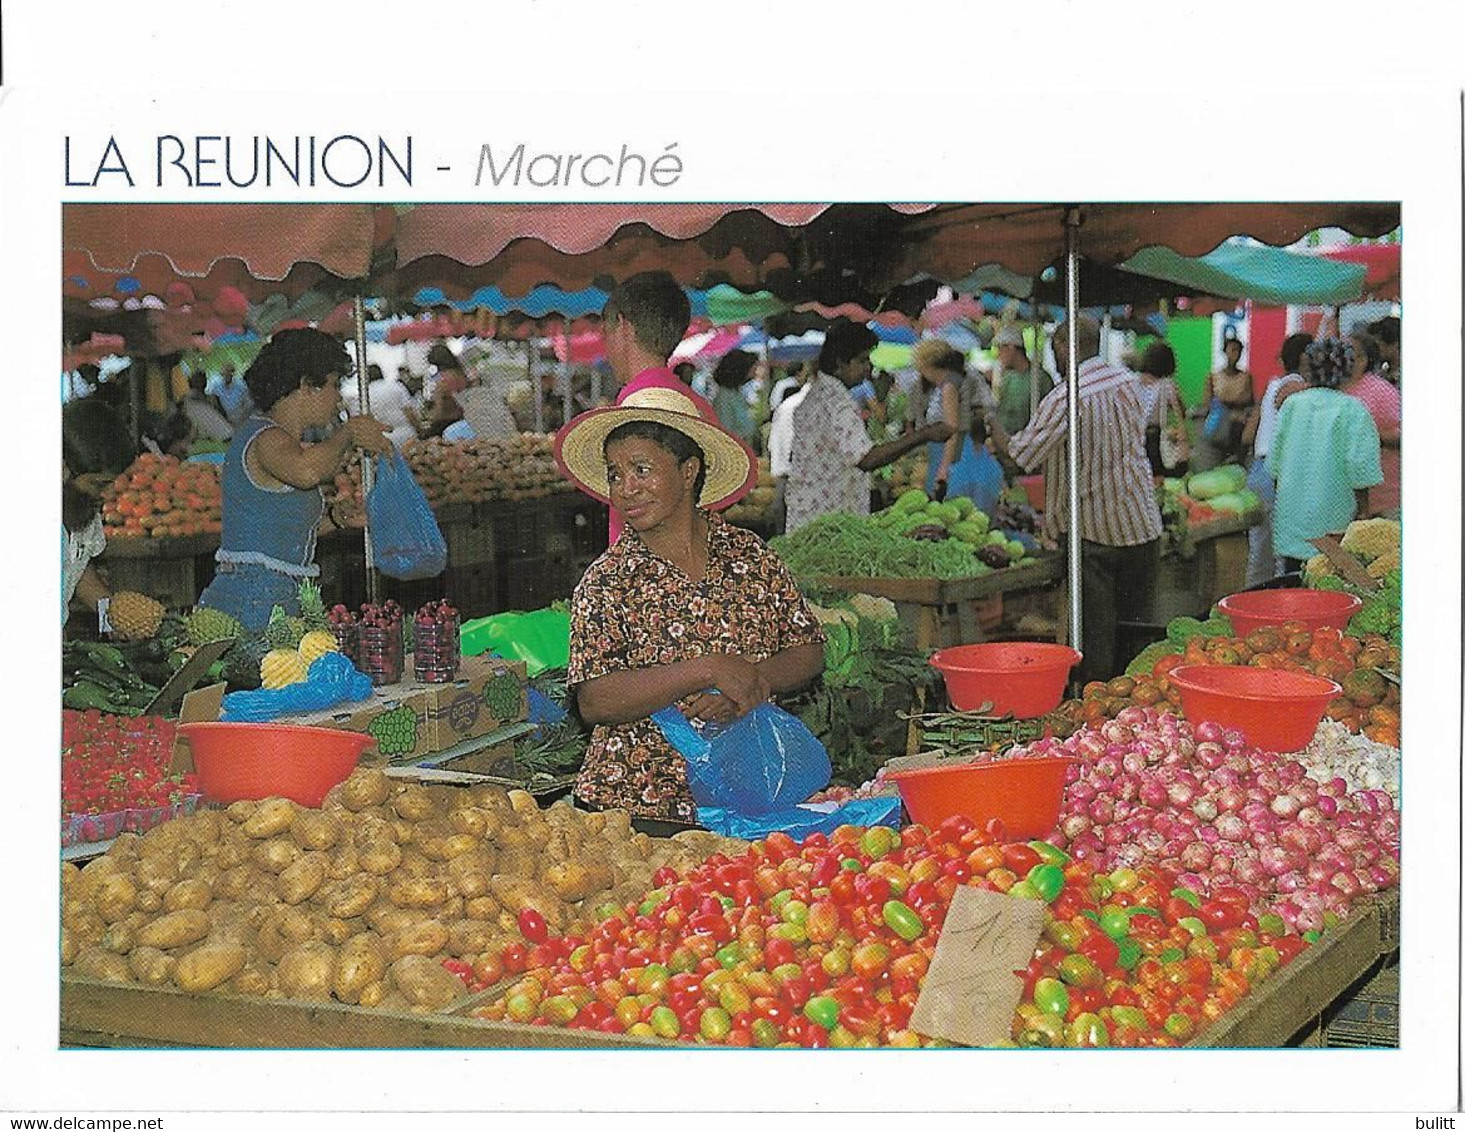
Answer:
[683,690,738,726]
[702,653,771,719]
[345,414,393,454]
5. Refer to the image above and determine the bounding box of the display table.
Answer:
[59,894,1398,1050]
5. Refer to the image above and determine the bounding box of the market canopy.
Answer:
[1117,242,1370,306]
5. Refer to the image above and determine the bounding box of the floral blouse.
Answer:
[568,511,825,821]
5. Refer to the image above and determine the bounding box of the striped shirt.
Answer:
[1007,357,1163,547]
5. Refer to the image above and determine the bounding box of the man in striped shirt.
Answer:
[987,316,1163,684]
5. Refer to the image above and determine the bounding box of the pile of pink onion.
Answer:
[1014,707,1399,933]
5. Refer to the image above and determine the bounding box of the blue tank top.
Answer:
[216,415,324,577]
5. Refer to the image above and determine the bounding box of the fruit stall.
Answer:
[58,515,1402,1050]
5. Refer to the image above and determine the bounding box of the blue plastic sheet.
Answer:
[653,701,831,815]
[366,450,448,580]
[220,652,373,722]
[696,797,902,840]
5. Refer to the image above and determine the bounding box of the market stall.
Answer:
[58,201,1404,1053]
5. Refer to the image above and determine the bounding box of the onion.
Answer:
[1137,829,1165,854]
[1233,856,1267,885]
[1194,720,1223,744]
[1192,797,1219,823]
[1275,870,1305,893]
[1334,827,1370,852]
[1289,779,1319,807]
[1122,750,1147,775]
[1069,832,1103,861]
[1115,706,1150,727]
[1305,858,1335,885]
[1270,793,1301,819]
[1101,721,1134,744]
[1089,798,1115,825]
[1277,760,1305,784]
[1198,824,1220,846]
[1215,785,1247,813]
[1297,805,1325,826]
[1139,779,1169,809]
[1329,871,1361,899]
[1194,743,1225,770]
[1167,782,1196,808]
[1369,865,1396,889]
[1060,814,1091,840]
[1314,794,1338,818]
[1210,852,1233,875]
[1094,755,1120,779]
[1103,824,1129,847]
[1214,813,1247,842]
[1259,845,1294,877]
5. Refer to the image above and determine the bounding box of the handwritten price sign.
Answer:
[909,887,1045,1047]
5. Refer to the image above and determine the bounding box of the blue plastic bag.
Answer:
[696,797,902,840]
[946,437,1006,516]
[653,701,832,815]
[365,450,448,580]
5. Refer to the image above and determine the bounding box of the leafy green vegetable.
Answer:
[1126,640,1183,677]
[771,512,989,581]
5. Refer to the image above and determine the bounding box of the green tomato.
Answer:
[840,858,864,873]
[769,889,793,912]
[882,900,925,942]
[638,889,668,916]
[541,994,578,1025]
[1065,1012,1110,1048]
[1019,1013,1066,1048]
[1110,1005,1149,1032]
[1026,863,1066,902]
[780,900,810,926]
[1032,977,1070,1019]
[699,1007,732,1042]
[751,1018,781,1048]
[1163,1012,1194,1041]
[1007,879,1042,901]
[1256,913,1286,937]
[1158,947,1185,965]
[649,1005,681,1039]
[1057,953,1103,990]
[1170,886,1202,909]
[1178,916,1208,938]
[715,943,743,969]
[1044,921,1084,951]
[1116,938,1143,971]
[860,826,899,860]
[1028,840,1070,866]
[1098,909,1131,940]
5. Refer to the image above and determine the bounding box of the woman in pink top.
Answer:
[1345,331,1402,516]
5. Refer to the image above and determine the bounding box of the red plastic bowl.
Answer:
[1217,589,1362,637]
[930,643,1081,718]
[1167,665,1341,753]
[176,722,373,807]
[887,756,1077,839]
[1018,474,1045,511]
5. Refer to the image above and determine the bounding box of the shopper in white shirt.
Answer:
[1243,332,1311,586]
[785,320,951,534]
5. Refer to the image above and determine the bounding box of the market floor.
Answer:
[1320,958,1400,1048]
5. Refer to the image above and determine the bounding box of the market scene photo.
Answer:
[59,201,1404,1050]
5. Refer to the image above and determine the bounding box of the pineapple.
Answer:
[260,648,309,689]
[185,605,243,646]
[297,579,330,634]
[108,592,165,641]
[263,605,302,650]
[297,630,340,667]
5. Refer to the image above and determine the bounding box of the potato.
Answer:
[578,811,609,837]
[388,876,448,909]
[325,843,360,881]
[447,806,501,840]
[137,909,211,950]
[468,784,514,813]
[108,832,141,860]
[190,810,228,845]
[277,854,328,905]
[333,932,387,1004]
[463,896,500,921]
[321,917,360,947]
[212,835,251,870]
[340,767,392,811]
[60,927,79,966]
[418,831,479,863]
[446,920,496,958]
[357,839,402,876]
[384,919,449,961]
[487,877,566,933]
[394,849,435,880]
[322,875,379,920]
[252,837,302,875]
[124,945,172,985]
[364,903,423,937]
[174,942,247,993]
[206,903,258,947]
[100,918,138,955]
[76,854,122,895]
[440,895,464,922]
[276,940,336,1001]
[66,910,107,948]
[128,856,174,896]
[214,865,258,902]
[242,798,298,839]
[73,945,133,983]
[391,784,437,822]
[542,828,577,864]
[390,818,417,845]
[290,812,341,852]
[174,840,203,876]
[542,860,615,903]
[506,789,539,816]
[357,980,388,1009]
[389,954,464,1009]
[225,799,258,824]
[94,874,139,923]
[446,850,496,899]
[494,849,539,880]
[226,963,275,998]
[133,888,163,914]
[138,820,191,859]
[163,878,214,913]
[275,906,319,944]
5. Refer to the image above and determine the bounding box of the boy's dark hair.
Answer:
[818,318,878,374]
[712,350,759,390]
[1139,341,1177,378]
[1280,332,1314,375]
[244,328,351,412]
[604,420,708,504]
[602,271,691,360]
[1348,331,1381,372]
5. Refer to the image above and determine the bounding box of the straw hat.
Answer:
[553,384,756,509]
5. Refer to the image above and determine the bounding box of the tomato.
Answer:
[1026,863,1066,902]
[1002,844,1042,874]
[882,900,925,942]
[1078,930,1121,974]
[517,908,549,944]
[828,873,859,906]
[1032,977,1070,1018]
[851,942,891,980]
[1065,1012,1110,1047]
[1028,840,1070,866]
[1057,953,1103,990]
[500,941,529,973]
[750,1017,781,1048]
[967,845,1005,875]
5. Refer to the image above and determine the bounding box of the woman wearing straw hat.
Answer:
[554,385,827,824]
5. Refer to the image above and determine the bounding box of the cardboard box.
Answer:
[275,654,529,763]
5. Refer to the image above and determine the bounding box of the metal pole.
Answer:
[560,329,572,425]
[1064,209,1083,660]
[354,294,380,605]
[529,341,543,433]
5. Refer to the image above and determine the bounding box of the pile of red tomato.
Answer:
[450,818,1309,1048]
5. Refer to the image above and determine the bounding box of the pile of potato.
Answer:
[60,768,744,1013]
